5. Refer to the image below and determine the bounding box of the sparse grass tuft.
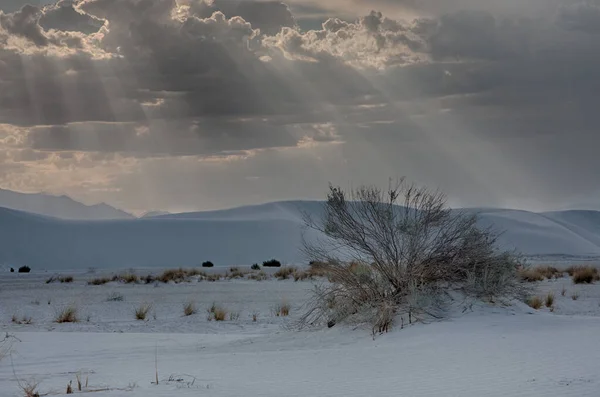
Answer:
[19,379,40,397]
[135,303,152,320]
[518,268,545,282]
[545,292,555,308]
[274,301,291,317]
[120,273,139,284]
[213,307,227,321]
[227,267,247,279]
[229,311,240,321]
[252,311,259,322]
[561,286,567,296]
[107,292,125,302]
[525,296,543,310]
[59,276,74,283]
[55,305,79,323]
[274,266,296,280]
[571,266,599,284]
[183,301,197,316]
[572,292,580,301]
[250,263,260,271]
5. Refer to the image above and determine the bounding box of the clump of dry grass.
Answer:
[248,271,268,281]
[183,301,197,316]
[561,286,567,296]
[292,270,313,281]
[274,266,297,280]
[227,267,247,279]
[158,268,207,283]
[252,311,259,322]
[119,273,139,284]
[11,315,33,325]
[571,266,599,284]
[206,274,222,282]
[229,311,240,321]
[545,292,555,308]
[135,303,152,320]
[55,305,79,323]
[59,276,74,283]
[207,303,228,321]
[88,277,111,286]
[274,301,291,317]
[525,296,543,310]
[19,380,40,397]
[571,292,580,301]
[518,268,545,282]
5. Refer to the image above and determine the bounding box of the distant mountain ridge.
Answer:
[1,201,600,270]
[0,188,133,220]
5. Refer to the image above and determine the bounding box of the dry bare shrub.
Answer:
[274,266,296,280]
[206,274,222,282]
[107,292,125,302]
[88,277,111,286]
[293,270,313,281]
[227,268,247,279]
[229,311,240,321]
[119,273,139,284]
[19,380,40,397]
[252,311,259,322]
[526,296,543,310]
[183,301,197,316]
[297,180,526,333]
[135,303,152,320]
[572,266,599,284]
[55,305,79,323]
[545,292,554,308]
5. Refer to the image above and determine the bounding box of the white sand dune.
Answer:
[1,202,600,270]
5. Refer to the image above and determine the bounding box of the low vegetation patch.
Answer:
[227,267,247,279]
[11,315,33,325]
[262,259,282,268]
[119,273,139,284]
[518,266,558,282]
[59,276,74,283]
[106,292,125,302]
[88,277,112,286]
[18,266,31,273]
[135,303,152,320]
[55,305,79,323]
[571,266,599,284]
[250,263,261,270]
[525,296,543,310]
[274,266,296,280]
[202,261,214,268]
[248,270,268,281]
[571,292,580,301]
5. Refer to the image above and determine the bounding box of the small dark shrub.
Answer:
[88,277,111,285]
[55,306,79,323]
[202,261,214,268]
[262,259,282,268]
[251,263,260,271]
[18,266,31,273]
[10,267,14,273]
[59,276,74,283]
[571,266,599,284]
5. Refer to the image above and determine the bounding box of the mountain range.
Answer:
[0,188,133,220]
[1,200,600,270]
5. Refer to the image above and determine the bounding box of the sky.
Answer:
[0,0,599,213]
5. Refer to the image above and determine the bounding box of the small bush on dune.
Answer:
[202,261,214,268]
[12,314,33,325]
[274,266,296,280]
[183,301,197,316]
[518,268,545,282]
[18,266,31,273]
[59,276,74,283]
[55,306,79,323]
[135,303,152,320]
[227,267,247,279]
[561,286,567,296]
[120,273,139,284]
[526,296,543,310]
[158,268,186,283]
[571,292,579,301]
[206,274,222,282]
[262,259,282,268]
[571,266,599,284]
[293,270,313,281]
[143,274,156,284]
[250,263,260,271]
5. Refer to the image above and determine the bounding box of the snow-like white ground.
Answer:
[2,268,600,396]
